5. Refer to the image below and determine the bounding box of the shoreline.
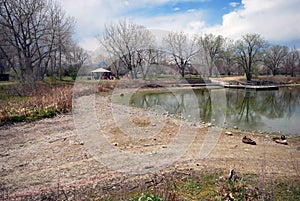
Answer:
[1,85,300,199]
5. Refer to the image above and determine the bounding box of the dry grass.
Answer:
[0,80,119,126]
[0,83,73,125]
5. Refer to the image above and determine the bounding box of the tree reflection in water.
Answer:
[127,87,300,135]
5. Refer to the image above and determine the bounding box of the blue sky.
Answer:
[59,0,300,51]
[124,0,239,24]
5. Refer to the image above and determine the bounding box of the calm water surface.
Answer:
[116,87,300,136]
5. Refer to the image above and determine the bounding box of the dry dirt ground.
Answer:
[1,91,300,199]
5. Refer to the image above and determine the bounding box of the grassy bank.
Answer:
[0,79,118,126]
[0,81,73,126]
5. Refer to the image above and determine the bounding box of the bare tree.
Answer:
[263,45,289,76]
[0,28,17,75]
[0,0,74,83]
[48,3,74,81]
[99,19,154,79]
[65,43,89,79]
[199,33,224,77]
[283,47,300,77]
[163,32,199,78]
[217,38,237,75]
[235,33,266,81]
[135,49,165,79]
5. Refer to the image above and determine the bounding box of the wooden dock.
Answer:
[224,84,279,90]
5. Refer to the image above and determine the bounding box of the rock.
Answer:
[79,141,84,145]
[207,123,213,127]
[233,126,238,129]
[162,145,167,148]
[225,131,233,136]
[113,142,118,146]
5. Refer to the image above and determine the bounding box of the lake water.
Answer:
[117,87,300,136]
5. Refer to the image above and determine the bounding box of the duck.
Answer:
[272,135,288,145]
[242,136,256,145]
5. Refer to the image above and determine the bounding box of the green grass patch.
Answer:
[94,171,300,201]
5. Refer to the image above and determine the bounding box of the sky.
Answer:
[58,0,300,51]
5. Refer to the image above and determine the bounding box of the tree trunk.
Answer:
[59,44,62,80]
[181,67,185,78]
[209,64,213,77]
[246,72,252,82]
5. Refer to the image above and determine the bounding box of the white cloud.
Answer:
[134,9,206,34]
[59,0,300,51]
[77,37,99,52]
[229,2,240,8]
[205,0,300,45]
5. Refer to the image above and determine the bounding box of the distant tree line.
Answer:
[0,0,88,84]
[100,20,300,81]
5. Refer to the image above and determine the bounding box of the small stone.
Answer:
[162,145,167,148]
[225,131,233,136]
[79,141,84,145]
[152,124,156,126]
[207,123,213,127]
[113,142,118,146]
[233,126,238,129]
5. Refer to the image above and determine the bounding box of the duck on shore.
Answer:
[242,136,256,145]
[272,135,288,145]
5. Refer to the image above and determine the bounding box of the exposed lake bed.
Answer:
[1,80,300,199]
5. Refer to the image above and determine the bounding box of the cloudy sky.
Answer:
[59,0,300,51]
